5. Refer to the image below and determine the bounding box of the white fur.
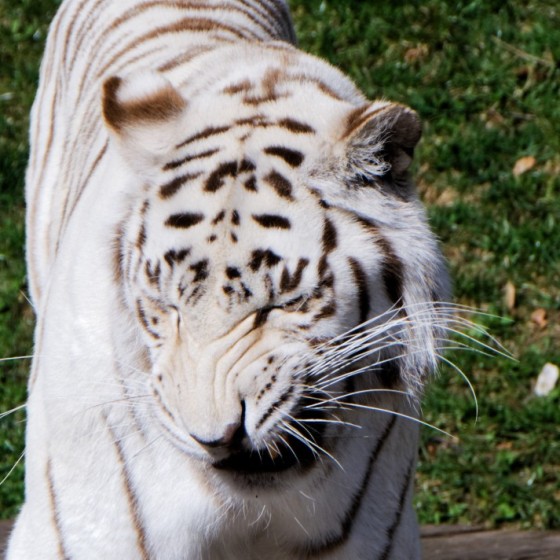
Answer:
[9,1,449,558]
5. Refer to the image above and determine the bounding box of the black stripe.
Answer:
[238,0,285,38]
[97,18,254,79]
[158,45,215,72]
[277,117,315,134]
[348,257,370,324]
[305,416,397,556]
[136,299,160,339]
[264,170,294,200]
[322,218,338,253]
[378,236,404,305]
[356,216,404,305]
[205,161,238,192]
[377,459,415,560]
[212,210,226,225]
[163,149,219,171]
[226,266,241,279]
[165,212,204,229]
[378,360,402,389]
[264,146,304,167]
[136,223,146,249]
[239,158,256,173]
[113,224,125,284]
[176,125,230,148]
[159,172,202,198]
[145,260,161,288]
[190,259,209,282]
[252,214,291,229]
[255,385,295,430]
[164,248,190,267]
[314,302,336,320]
[254,306,273,329]
[223,79,253,95]
[280,258,309,293]
[244,176,258,192]
[249,249,282,271]
[104,417,150,560]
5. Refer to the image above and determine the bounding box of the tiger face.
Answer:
[104,45,448,484]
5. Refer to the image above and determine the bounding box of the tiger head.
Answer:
[102,44,449,484]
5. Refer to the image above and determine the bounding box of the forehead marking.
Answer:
[252,214,291,229]
[264,146,304,168]
[204,159,256,193]
[163,148,219,172]
[244,176,258,192]
[263,171,293,200]
[176,125,230,149]
[159,172,203,199]
[212,210,226,225]
[205,161,238,193]
[165,212,205,229]
[226,266,241,279]
[249,249,282,271]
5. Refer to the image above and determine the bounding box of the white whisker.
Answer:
[0,355,34,363]
[0,404,26,421]
[437,354,479,421]
[130,434,164,461]
[0,451,25,488]
[281,418,343,470]
[313,400,456,440]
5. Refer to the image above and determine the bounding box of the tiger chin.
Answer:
[8,1,450,559]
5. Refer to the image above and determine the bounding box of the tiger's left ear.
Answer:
[345,102,422,183]
[102,71,187,172]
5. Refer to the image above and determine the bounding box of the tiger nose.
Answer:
[190,421,244,451]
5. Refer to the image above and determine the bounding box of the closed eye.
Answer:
[254,296,309,328]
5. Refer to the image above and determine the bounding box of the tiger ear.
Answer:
[102,72,187,172]
[344,102,422,185]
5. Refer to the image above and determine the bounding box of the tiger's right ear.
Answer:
[102,72,187,172]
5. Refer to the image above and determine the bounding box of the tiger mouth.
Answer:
[212,424,322,475]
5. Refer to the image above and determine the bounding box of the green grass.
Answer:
[0,0,62,517]
[1,0,559,528]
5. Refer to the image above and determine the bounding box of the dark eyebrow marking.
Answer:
[277,118,315,134]
[176,125,230,149]
[159,172,202,198]
[264,146,304,167]
[163,148,219,171]
[165,212,204,229]
[252,214,291,229]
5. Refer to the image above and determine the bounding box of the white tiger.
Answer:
[8,1,450,558]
